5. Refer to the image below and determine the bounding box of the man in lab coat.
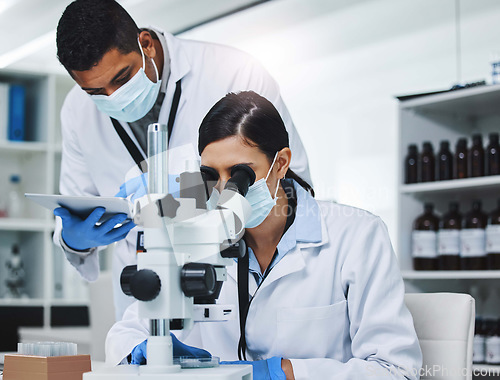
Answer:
[53,0,311,320]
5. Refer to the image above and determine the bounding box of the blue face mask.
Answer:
[206,188,220,211]
[90,39,162,122]
[244,153,280,229]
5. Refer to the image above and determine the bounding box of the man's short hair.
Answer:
[56,0,140,72]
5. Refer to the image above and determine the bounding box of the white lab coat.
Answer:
[106,184,422,379]
[53,28,311,320]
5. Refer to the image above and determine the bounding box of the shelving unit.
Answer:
[398,84,500,379]
[0,69,89,346]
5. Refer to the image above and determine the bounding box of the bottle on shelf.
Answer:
[486,132,500,176]
[485,319,500,365]
[404,144,419,184]
[6,174,24,218]
[436,140,453,181]
[0,193,7,217]
[461,200,488,270]
[487,199,500,270]
[419,141,435,182]
[437,201,462,270]
[474,317,486,364]
[412,203,439,270]
[469,134,485,178]
[454,138,468,179]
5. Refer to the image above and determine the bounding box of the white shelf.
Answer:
[402,270,500,280]
[0,141,48,153]
[399,84,500,118]
[0,298,45,307]
[400,176,500,195]
[49,299,89,307]
[0,218,53,231]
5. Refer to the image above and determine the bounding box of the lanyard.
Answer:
[237,181,297,360]
[111,80,182,173]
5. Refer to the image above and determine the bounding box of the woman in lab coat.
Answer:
[106,91,422,379]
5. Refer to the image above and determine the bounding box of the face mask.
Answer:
[206,188,220,211]
[90,39,162,122]
[244,153,280,229]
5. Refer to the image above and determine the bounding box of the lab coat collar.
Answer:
[157,29,191,86]
[146,27,191,91]
[227,180,329,285]
[290,180,325,247]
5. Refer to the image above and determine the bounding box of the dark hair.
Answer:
[56,0,140,72]
[198,91,314,196]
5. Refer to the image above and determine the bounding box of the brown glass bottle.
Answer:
[487,199,500,269]
[436,140,453,181]
[474,317,486,364]
[420,142,435,182]
[461,200,488,270]
[454,138,468,179]
[404,144,418,184]
[486,133,500,176]
[412,203,439,270]
[438,202,462,270]
[469,134,485,177]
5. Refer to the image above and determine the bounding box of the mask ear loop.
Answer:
[138,37,160,83]
[273,177,280,199]
[265,152,280,200]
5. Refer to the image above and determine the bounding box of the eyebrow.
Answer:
[203,162,254,171]
[81,66,131,92]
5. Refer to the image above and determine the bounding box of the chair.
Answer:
[404,293,475,380]
[88,271,115,362]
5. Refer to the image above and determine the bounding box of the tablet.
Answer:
[25,193,132,222]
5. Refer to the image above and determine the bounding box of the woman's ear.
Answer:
[276,147,291,179]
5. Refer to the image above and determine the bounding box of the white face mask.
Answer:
[90,38,162,122]
[244,153,279,228]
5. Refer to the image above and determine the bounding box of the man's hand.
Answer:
[54,206,135,251]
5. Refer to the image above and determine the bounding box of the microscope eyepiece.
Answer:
[224,164,256,196]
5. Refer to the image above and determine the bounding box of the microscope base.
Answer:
[83,364,252,380]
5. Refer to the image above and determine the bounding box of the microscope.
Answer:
[84,124,253,379]
[4,244,27,299]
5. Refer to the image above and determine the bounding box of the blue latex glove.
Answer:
[115,173,181,201]
[221,357,285,380]
[115,173,148,202]
[130,333,212,365]
[54,206,135,251]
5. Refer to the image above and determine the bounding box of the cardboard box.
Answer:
[3,354,91,380]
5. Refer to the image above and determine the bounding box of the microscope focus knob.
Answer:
[120,265,138,297]
[120,265,162,301]
[181,263,217,298]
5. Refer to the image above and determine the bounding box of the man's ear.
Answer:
[139,31,156,58]
[276,147,291,178]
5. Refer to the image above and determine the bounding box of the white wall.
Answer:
[181,0,500,250]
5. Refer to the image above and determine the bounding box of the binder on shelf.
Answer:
[8,84,26,142]
[0,82,9,141]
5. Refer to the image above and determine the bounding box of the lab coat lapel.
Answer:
[225,249,305,298]
[259,209,329,288]
[259,247,306,290]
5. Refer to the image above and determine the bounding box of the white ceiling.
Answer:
[0,0,266,74]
